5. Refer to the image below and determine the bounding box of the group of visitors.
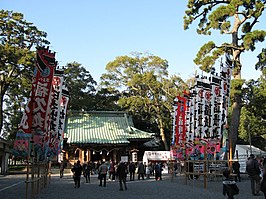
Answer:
[66,154,266,197]
[246,154,266,198]
[173,160,185,176]
[70,160,165,190]
[222,154,266,199]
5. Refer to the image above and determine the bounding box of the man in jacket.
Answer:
[117,161,128,191]
[71,160,83,188]
[129,161,136,181]
[137,162,145,180]
[246,154,261,195]
[98,161,108,187]
[232,160,241,182]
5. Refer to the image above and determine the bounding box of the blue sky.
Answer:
[1,0,265,83]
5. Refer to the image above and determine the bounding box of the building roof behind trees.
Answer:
[65,111,154,145]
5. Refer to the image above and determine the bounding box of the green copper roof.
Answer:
[65,111,153,145]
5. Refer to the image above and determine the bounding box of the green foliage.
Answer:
[193,41,225,72]
[243,30,266,51]
[100,52,186,150]
[89,87,122,111]
[63,62,97,111]
[239,70,266,149]
[230,79,245,102]
[0,10,50,138]
[184,0,266,75]
[184,0,266,152]
[255,48,266,70]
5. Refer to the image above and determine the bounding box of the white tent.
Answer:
[234,144,266,173]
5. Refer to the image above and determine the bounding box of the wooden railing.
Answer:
[25,161,51,199]
[184,159,229,188]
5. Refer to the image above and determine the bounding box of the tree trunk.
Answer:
[230,27,242,157]
[159,120,169,151]
[0,89,4,135]
[229,100,241,157]
[155,106,169,150]
[158,117,169,151]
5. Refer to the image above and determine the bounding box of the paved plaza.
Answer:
[0,172,265,199]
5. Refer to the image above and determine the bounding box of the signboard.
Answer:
[143,151,170,163]
[121,156,128,163]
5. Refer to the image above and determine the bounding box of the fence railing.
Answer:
[25,161,51,199]
[184,159,229,188]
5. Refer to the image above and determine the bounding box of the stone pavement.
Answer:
[1,172,265,199]
[35,172,265,199]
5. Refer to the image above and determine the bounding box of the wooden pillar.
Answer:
[81,150,84,164]
[102,151,106,162]
[65,151,69,161]
[113,150,117,163]
[87,150,91,162]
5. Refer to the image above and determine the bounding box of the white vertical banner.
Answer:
[202,78,211,139]
[196,77,204,139]
[172,97,178,145]
[185,93,192,143]
[210,73,222,138]
[48,69,64,156]
[58,79,69,150]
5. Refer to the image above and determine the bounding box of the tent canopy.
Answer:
[235,144,266,158]
[234,144,266,173]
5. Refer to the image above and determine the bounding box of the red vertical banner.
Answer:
[172,96,187,154]
[13,47,57,158]
[181,97,187,142]
[175,97,181,145]
[33,48,56,159]
[13,75,38,157]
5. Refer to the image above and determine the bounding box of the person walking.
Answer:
[129,161,136,181]
[222,170,239,199]
[83,162,91,183]
[71,160,83,188]
[108,160,116,181]
[117,161,128,191]
[146,163,151,179]
[232,160,241,182]
[59,161,66,178]
[155,162,163,180]
[98,161,108,187]
[246,154,261,196]
[137,162,145,180]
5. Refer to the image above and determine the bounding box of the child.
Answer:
[222,170,239,199]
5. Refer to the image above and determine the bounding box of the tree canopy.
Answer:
[184,0,266,153]
[63,62,97,111]
[100,52,186,150]
[239,69,266,149]
[0,10,50,138]
[184,0,266,76]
